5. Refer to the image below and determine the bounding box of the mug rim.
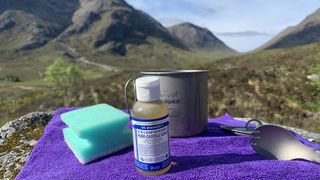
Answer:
[141,70,208,75]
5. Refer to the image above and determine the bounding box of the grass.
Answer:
[0,64,116,126]
[303,102,320,112]
[1,41,320,133]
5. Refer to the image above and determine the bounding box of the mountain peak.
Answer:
[177,22,198,28]
[173,22,211,33]
[78,0,130,9]
[0,0,185,55]
[61,0,186,55]
[168,22,237,54]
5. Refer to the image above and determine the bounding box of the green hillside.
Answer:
[205,43,320,132]
[0,37,228,125]
[0,37,223,81]
[1,42,320,133]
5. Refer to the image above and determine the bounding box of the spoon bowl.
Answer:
[252,125,320,163]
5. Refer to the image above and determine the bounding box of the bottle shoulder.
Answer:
[131,100,168,119]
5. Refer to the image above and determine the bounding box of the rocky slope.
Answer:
[0,112,53,179]
[0,0,185,56]
[260,8,320,50]
[168,22,237,54]
[58,0,186,55]
[0,0,79,52]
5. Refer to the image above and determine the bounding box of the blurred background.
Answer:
[0,0,320,133]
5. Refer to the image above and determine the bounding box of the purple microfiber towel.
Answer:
[16,108,320,180]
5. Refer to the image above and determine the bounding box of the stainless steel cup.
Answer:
[141,70,208,137]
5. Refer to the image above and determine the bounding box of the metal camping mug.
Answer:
[124,70,208,137]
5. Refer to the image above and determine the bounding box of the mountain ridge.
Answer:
[0,0,187,56]
[168,22,237,55]
[0,0,79,51]
[259,8,320,50]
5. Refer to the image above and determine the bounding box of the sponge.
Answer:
[63,127,132,164]
[61,104,129,138]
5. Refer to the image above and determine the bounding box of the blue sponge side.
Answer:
[63,127,132,164]
[61,104,129,138]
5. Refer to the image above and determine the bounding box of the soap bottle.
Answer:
[131,76,171,175]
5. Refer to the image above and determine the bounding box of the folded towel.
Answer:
[16,108,320,179]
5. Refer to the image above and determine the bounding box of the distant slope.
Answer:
[168,22,237,55]
[260,8,320,50]
[202,42,320,132]
[0,0,79,52]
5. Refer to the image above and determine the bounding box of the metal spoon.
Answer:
[252,125,320,164]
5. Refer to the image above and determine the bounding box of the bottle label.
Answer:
[131,114,171,172]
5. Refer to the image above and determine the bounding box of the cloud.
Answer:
[194,3,225,15]
[201,7,218,14]
[216,31,270,37]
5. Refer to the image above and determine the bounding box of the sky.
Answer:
[126,0,319,52]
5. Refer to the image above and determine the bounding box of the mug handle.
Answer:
[124,75,143,119]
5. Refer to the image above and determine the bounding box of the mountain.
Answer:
[0,0,79,52]
[58,0,186,55]
[260,8,320,50]
[0,0,237,81]
[0,0,185,56]
[168,22,237,54]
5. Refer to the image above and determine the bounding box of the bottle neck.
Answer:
[137,99,161,103]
